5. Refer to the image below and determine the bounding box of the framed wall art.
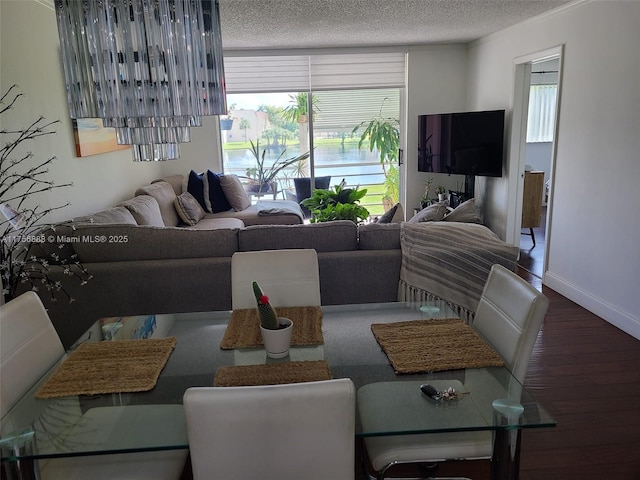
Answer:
[73,118,130,157]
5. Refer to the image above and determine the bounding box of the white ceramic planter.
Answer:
[260,317,293,358]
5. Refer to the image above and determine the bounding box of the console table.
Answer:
[521,171,544,246]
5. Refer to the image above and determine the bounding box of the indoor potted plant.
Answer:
[253,281,293,358]
[420,177,434,208]
[436,185,448,202]
[300,181,369,224]
[245,140,310,194]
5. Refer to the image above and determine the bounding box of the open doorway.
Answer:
[511,47,563,280]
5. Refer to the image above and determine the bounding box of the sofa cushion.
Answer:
[70,224,239,262]
[135,181,180,227]
[239,220,358,253]
[73,206,137,225]
[183,171,208,210]
[407,201,448,223]
[219,174,251,211]
[184,217,245,230]
[202,205,302,226]
[358,223,401,250]
[443,198,482,224]
[377,203,404,223]
[120,195,165,226]
[203,170,233,213]
[174,192,206,226]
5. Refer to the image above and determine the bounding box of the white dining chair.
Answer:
[0,291,187,480]
[183,378,356,479]
[363,264,550,479]
[231,248,321,309]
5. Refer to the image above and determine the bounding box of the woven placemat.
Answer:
[214,360,332,386]
[371,318,505,374]
[35,337,177,398]
[220,306,323,350]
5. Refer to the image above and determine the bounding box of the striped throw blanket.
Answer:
[399,222,520,321]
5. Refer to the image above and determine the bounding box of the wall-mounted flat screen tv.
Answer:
[418,109,505,177]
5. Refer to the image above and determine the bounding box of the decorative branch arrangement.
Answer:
[0,85,92,304]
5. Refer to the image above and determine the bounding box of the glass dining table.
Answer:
[1,301,556,480]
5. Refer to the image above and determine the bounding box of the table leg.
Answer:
[1,458,41,480]
[0,431,41,480]
[490,428,521,480]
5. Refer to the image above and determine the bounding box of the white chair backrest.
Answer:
[183,378,356,480]
[0,292,64,419]
[231,248,321,309]
[472,264,549,383]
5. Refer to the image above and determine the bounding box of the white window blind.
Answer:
[526,85,557,143]
[223,52,406,93]
[313,89,400,132]
[310,53,406,90]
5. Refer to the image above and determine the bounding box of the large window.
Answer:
[526,84,557,143]
[221,52,405,216]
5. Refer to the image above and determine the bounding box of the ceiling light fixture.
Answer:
[54,0,227,161]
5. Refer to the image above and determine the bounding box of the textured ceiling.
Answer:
[219,0,574,50]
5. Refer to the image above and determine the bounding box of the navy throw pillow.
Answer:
[184,170,207,210]
[203,170,232,213]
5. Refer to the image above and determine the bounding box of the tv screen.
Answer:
[418,110,505,177]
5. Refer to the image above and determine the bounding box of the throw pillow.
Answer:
[183,170,208,210]
[219,174,251,211]
[377,203,404,223]
[407,201,448,223]
[120,195,165,226]
[443,198,482,224]
[203,170,233,213]
[174,192,206,226]
[135,181,180,227]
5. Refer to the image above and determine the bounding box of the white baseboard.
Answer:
[544,271,640,341]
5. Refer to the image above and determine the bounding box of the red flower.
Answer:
[259,294,269,305]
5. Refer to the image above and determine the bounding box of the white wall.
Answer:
[404,45,468,212]
[0,1,221,222]
[466,0,640,339]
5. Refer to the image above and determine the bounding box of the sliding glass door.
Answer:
[221,52,406,217]
[220,88,401,216]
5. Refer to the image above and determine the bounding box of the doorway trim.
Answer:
[508,45,564,280]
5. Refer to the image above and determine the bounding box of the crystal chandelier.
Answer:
[54,0,227,161]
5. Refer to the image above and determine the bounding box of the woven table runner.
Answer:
[371,318,505,374]
[35,337,177,398]
[214,360,332,386]
[220,306,323,350]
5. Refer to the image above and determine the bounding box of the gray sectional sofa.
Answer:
[31,174,518,349]
[37,195,402,347]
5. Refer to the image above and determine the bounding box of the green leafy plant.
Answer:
[281,92,319,124]
[351,99,399,169]
[245,140,310,192]
[351,98,400,204]
[300,182,370,224]
[436,185,447,195]
[421,177,434,208]
[383,164,399,206]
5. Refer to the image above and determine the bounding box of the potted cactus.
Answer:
[253,281,293,358]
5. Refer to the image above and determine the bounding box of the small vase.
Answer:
[438,192,448,202]
[260,317,293,358]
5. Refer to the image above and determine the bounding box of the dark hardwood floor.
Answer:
[356,268,640,480]
[518,206,546,279]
